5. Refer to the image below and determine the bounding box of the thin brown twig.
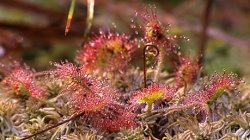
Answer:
[198,0,214,66]
[143,44,159,88]
[20,112,84,140]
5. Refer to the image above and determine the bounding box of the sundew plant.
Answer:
[0,4,250,140]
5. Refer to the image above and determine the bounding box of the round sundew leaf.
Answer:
[76,32,137,73]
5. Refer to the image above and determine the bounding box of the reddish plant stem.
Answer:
[198,0,214,66]
[143,44,159,88]
[20,112,85,140]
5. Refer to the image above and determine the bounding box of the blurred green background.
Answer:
[0,0,249,81]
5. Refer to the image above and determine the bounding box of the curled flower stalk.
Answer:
[143,44,159,88]
[141,6,178,82]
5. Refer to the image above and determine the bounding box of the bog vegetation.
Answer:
[0,5,250,140]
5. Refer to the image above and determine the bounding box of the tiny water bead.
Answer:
[0,45,5,57]
[130,18,134,23]
[99,30,104,35]
[129,17,142,36]
[130,24,136,29]
[111,22,117,29]
[134,11,138,17]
